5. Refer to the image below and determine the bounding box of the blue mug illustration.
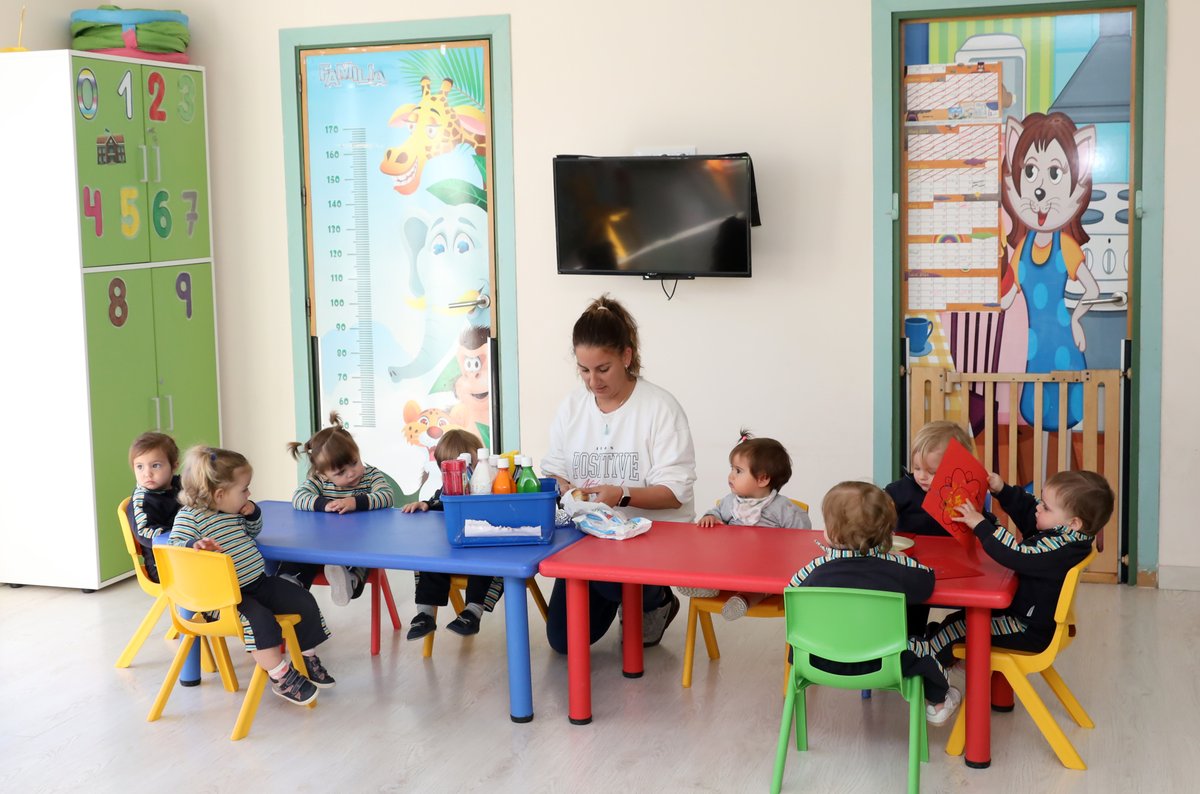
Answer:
[905,317,933,357]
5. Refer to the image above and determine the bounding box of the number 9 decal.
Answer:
[176,271,192,319]
[77,68,98,120]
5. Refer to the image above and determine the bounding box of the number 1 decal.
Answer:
[82,187,103,237]
[175,271,193,319]
[147,71,167,122]
[117,70,134,120]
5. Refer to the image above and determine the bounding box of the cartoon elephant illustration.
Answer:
[388,204,490,383]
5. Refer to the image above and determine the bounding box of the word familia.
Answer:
[320,62,387,88]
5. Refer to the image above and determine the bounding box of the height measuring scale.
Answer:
[309,123,377,431]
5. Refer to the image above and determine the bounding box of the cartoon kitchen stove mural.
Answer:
[300,42,498,503]
[900,11,1135,581]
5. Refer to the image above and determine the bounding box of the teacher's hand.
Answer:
[581,485,622,507]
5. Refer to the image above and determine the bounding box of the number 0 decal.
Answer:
[108,278,129,327]
[76,68,98,119]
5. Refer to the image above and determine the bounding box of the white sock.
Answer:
[465,603,484,618]
[417,604,436,616]
[267,659,290,680]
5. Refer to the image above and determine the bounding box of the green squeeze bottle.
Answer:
[516,455,540,493]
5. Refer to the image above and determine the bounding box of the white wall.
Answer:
[6,0,1197,582]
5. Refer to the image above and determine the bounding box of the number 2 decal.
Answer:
[147,71,167,122]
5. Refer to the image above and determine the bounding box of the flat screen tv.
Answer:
[553,154,755,278]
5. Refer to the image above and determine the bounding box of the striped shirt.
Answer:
[292,464,394,512]
[169,504,266,587]
[789,543,931,587]
[131,475,183,545]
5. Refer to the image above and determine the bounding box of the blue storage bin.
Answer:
[442,490,557,547]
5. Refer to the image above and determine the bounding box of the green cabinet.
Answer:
[0,51,218,590]
[84,265,218,580]
[73,56,210,267]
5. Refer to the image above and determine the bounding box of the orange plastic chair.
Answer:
[114,498,220,677]
[422,575,549,657]
[147,545,312,741]
[680,499,808,688]
[310,567,401,655]
[946,548,1097,769]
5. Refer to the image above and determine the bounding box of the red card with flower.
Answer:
[920,439,988,543]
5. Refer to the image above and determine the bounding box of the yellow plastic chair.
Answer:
[946,548,1097,770]
[147,545,312,741]
[114,498,219,676]
[423,575,549,657]
[681,499,807,688]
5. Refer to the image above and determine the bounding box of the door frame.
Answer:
[277,16,520,460]
[870,0,1165,583]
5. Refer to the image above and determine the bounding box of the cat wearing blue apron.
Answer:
[1000,113,1101,432]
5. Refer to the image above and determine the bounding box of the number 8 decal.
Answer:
[108,278,128,327]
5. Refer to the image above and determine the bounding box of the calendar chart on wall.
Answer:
[299,41,498,503]
[902,63,1003,312]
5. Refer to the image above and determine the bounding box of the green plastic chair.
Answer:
[772,587,928,794]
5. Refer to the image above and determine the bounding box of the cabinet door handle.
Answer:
[151,396,161,430]
[154,145,162,183]
[139,144,149,183]
[165,394,174,431]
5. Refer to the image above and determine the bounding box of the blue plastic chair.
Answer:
[773,587,928,794]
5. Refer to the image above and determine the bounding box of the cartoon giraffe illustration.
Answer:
[379,76,488,195]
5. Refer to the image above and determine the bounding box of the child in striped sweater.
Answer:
[284,412,395,606]
[169,446,334,706]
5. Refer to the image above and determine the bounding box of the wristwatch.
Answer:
[618,485,632,508]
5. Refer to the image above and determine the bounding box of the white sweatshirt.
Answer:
[541,378,697,523]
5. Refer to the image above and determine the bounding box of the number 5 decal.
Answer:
[119,187,140,238]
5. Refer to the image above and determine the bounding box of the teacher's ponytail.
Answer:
[573,294,642,377]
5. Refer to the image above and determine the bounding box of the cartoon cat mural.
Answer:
[1001,112,1100,431]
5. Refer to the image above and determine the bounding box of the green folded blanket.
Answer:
[70,5,189,54]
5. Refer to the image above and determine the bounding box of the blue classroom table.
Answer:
[253,501,583,722]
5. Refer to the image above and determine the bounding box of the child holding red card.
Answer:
[926,469,1113,667]
[885,421,978,538]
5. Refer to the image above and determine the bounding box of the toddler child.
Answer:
[680,432,811,620]
[128,431,183,583]
[885,420,977,537]
[927,469,1113,671]
[885,420,977,633]
[285,411,395,606]
[168,446,335,706]
[789,481,961,725]
[401,428,503,638]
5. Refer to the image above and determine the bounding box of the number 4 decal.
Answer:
[82,187,102,236]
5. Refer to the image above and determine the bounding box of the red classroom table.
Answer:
[538,523,1016,768]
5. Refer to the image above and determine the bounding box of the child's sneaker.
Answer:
[406,612,436,640]
[302,655,336,689]
[721,594,749,621]
[642,590,680,647]
[678,587,719,598]
[270,665,318,706]
[324,564,356,606]
[446,610,481,636]
[926,686,962,726]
